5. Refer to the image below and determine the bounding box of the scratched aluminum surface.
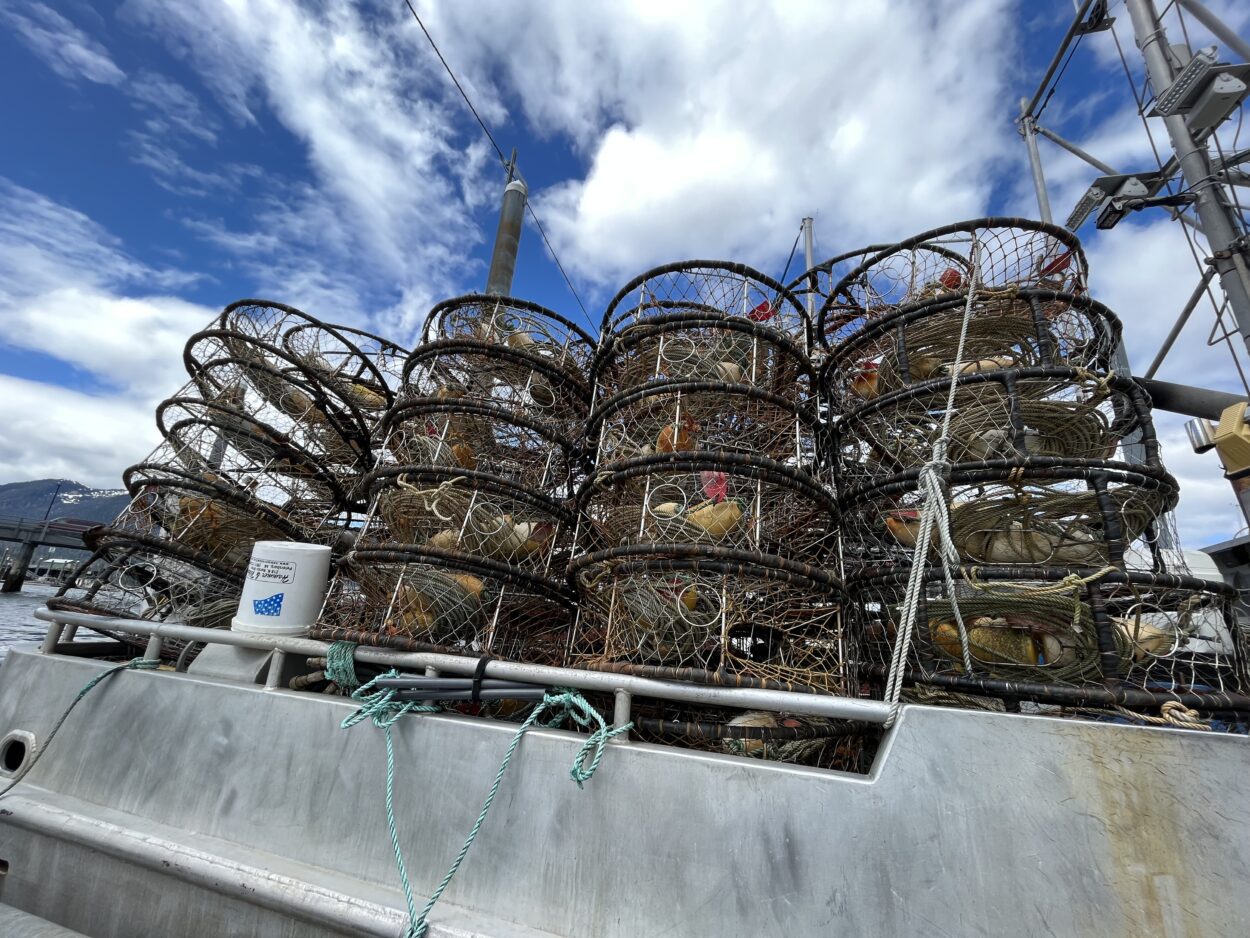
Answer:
[0,646,1246,937]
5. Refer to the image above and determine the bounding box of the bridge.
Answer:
[0,516,96,593]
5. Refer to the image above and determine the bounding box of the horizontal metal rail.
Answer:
[33,608,893,724]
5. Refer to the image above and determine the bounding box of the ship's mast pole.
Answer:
[801,217,815,318]
[1125,0,1250,355]
[485,149,528,295]
[1019,98,1053,223]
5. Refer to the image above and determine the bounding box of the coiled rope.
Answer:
[337,643,631,937]
[0,657,159,800]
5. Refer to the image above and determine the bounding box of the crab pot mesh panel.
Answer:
[578,455,837,562]
[601,261,811,352]
[821,290,1121,412]
[589,385,822,472]
[787,244,926,333]
[421,294,596,380]
[569,548,850,694]
[401,341,590,445]
[360,466,575,580]
[50,529,242,660]
[379,399,579,494]
[316,548,574,664]
[630,699,876,771]
[281,320,408,415]
[848,566,1250,714]
[595,314,813,404]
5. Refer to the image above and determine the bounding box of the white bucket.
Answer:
[231,541,332,637]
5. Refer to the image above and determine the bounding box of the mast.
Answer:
[1124,0,1250,354]
[801,217,815,318]
[485,150,528,296]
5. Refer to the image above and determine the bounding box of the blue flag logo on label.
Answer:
[253,593,285,617]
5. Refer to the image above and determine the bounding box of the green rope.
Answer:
[0,657,160,800]
[341,680,632,937]
[323,640,361,690]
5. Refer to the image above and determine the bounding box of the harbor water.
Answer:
[0,581,59,665]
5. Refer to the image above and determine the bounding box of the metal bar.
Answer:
[265,650,286,690]
[802,216,815,319]
[1144,266,1219,377]
[1176,0,1250,64]
[1023,0,1097,118]
[1137,376,1246,418]
[1020,100,1054,222]
[1036,124,1119,174]
[1127,0,1250,354]
[32,609,894,724]
[485,178,528,296]
[613,689,633,744]
[39,620,64,656]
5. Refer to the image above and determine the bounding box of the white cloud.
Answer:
[1,1,125,85]
[417,0,1016,284]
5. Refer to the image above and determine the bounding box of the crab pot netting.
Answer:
[817,218,1088,345]
[50,529,243,660]
[820,289,1121,413]
[421,294,597,383]
[400,341,591,445]
[379,399,580,495]
[848,566,1250,712]
[280,320,408,415]
[316,548,574,664]
[594,313,814,405]
[569,549,850,694]
[577,454,837,563]
[786,244,913,334]
[185,329,375,482]
[358,466,576,580]
[629,699,876,771]
[601,261,812,353]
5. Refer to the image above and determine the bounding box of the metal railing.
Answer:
[32,608,893,727]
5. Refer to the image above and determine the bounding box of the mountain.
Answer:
[0,479,129,524]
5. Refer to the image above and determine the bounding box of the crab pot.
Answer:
[817,217,1087,345]
[185,329,374,477]
[629,699,877,771]
[361,465,576,580]
[401,339,591,444]
[588,383,823,476]
[50,528,244,662]
[820,289,1121,413]
[155,395,355,512]
[568,546,850,695]
[378,398,580,495]
[421,294,596,383]
[280,320,408,416]
[577,452,837,563]
[846,564,1250,715]
[315,547,574,666]
[601,261,811,354]
[593,310,814,405]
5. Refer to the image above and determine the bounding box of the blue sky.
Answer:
[1,0,1248,546]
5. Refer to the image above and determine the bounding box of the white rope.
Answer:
[883,242,982,728]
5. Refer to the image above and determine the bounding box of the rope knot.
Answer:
[324,640,361,691]
[541,687,634,788]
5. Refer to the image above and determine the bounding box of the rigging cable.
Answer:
[401,0,592,322]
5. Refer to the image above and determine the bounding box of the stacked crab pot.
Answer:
[822,219,1250,716]
[566,262,860,766]
[52,301,405,660]
[313,296,595,666]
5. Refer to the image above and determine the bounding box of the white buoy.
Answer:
[231,541,332,637]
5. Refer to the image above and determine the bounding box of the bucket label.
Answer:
[247,558,297,584]
[253,593,285,617]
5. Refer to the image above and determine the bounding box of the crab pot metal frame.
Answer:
[587,380,825,476]
[280,320,408,416]
[155,395,355,514]
[360,465,577,580]
[591,309,815,406]
[820,289,1122,412]
[817,218,1088,345]
[315,546,575,666]
[49,528,243,660]
[601,261,812,353]
[400,339,592,445]
[847,563,1250,715]
[568,545,850,695]
[577,450,838,563]
[421,294,596,381]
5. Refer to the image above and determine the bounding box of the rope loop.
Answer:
[323,640,361,691]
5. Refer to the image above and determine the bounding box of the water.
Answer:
[0,581,59,665]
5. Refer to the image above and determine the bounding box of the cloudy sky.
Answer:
[1,0,1248,548]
